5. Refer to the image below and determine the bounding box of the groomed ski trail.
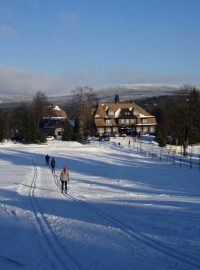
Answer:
[28,153,83,270]
[52,171,200,270]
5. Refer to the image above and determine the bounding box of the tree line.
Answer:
[0,91,48,143]
[0,87,98,144]
[0,85,199,153]
[136,86,200,155]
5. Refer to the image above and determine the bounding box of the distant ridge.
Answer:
[0,94,32,107]
[0,84,180,107]
[96,84,179,102]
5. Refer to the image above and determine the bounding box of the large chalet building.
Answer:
[93,102,156,136]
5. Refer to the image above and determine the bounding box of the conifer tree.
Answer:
[154,85,200,155]
[16,105,46,144]
[115,93,120,103]
[62,120,77,141]
[0,110,8,142]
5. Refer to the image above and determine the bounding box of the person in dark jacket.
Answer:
[50,157,56,173]
[45,154,50,166]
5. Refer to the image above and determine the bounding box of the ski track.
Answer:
[52,171,200,270]
[28,153,83,270]
[1,142,199,270]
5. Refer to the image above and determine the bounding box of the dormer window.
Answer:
[133,109,139,116]
[108,110,114,116]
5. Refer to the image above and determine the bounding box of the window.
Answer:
[120,119,125,124]
[98,128,104,134]
[125,119,129,124]
[105,119,111,125]
[150,126,155,133]
[143,126,148,133]
[108,110,114,116]
[131,119,136,124]
[142,118,147,124]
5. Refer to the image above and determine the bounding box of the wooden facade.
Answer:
[94,102,157,136]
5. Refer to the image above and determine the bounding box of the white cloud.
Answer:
[0,25,16,36]
[0,65,198,97]
[0,65,94,96]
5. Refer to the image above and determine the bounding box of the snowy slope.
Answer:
[0,140,200,270]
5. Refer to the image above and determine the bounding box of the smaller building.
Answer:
[40,105,68,137]
[94,102,157,136]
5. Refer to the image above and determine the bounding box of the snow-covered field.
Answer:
[0,139,200,270]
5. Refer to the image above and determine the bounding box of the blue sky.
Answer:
[0,0,200,95]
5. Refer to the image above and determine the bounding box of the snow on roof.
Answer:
[44,104,67,119]
[43,116,66,120]
[138,113,154,118]
[115,108,121,118]
[53,105,61,111]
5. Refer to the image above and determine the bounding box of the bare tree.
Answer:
[32,91,49,125]
[65,86,98,137]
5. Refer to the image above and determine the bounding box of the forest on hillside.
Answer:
[0,85,200,156]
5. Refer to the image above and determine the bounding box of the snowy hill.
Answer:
[0,94,32,107]
[96,83,179,102]
[0,139,199,270]
[0,84,179,107]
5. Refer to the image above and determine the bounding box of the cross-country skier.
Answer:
[45,154,50,166]
[60,166,70,193]
[50,157,56,173]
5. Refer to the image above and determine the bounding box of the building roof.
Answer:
[95,102,154,119]
[94,102,157,128]
[43,105,67,119]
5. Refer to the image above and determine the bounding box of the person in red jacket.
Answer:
[60,166,70,193]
